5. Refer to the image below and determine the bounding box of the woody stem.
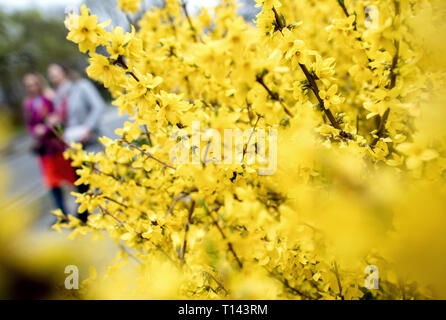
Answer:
[180,0,198,42]
[298,63,341,130]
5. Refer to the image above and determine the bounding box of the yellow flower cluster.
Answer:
[60,0,446,299]
[117,0,141,15]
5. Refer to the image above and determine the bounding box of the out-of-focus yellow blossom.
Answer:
[397,142,439,170]
[59,0,446,299]
[116,0,141,15]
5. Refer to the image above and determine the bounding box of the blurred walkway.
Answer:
[0,106,128,229]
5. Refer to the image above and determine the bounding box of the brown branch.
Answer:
[246,99,255,125]
[243,114,263,160]
[91,164,149,189]
[200,200,243,269]
[100,206,141,236]
[113,55,140,82]
[299,64,342,131]
[125,14,135,28]
[211,219,243,268]
[266,268,313,299]
[335,1,378,73]
[337,0,357,31]
[203,271,229,295]
[333,261,345,300]
[119,244,143,264]
[166,194,188,218]
[202,141,211,166]
[143,125,153,147]
[371,1,399,148]
[122,138,176,170]
[255,73,293,117]
[103,195,129,209]
[370,108,390,148]
[96,191,153,221]
[272,6,285,32]
[165,187,198,219]
[180,0,198,42]
[387,40,400,90]
[101,206,179,268]
[179,200,195,264]
[269,7,352,138]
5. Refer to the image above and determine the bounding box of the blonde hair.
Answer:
[23,72,54,99]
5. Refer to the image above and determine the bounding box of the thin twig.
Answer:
[337,0,357,31]
[370,107,390,148]
[266,268,313,299]
[100,206,140,235]
[299,64,342,131]
[179,200,195,264]
[333,261,345,300]
[91,164,149,189]
[203,271,229,295]
[242,114,262,160]
[255,73,293,117]
[122,138,176,170]
[246,99,254,125]
[103,195,129,209]
[269,7,351,138]
[370,0,399,148]
[387,40,400,90]
[119,244,143,264]
[113,55,140,82]
[166,194,188,218]
[165,187,198,219]
[101,206,179,268]
[125,14,135,28]
[200,200,243,269]
[202,141,211,166]
[180,0,198,42]
[143,125,153,147]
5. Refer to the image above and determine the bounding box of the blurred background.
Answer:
[0,0,258,299]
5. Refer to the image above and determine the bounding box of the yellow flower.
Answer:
[106,26,134,60]
[127,72,163,99]
[280,28,306,64]
[117,0,141,15]
[313,56,336,83]
[86,54,124,88]
[319,84,342,107]
[65,4,109,53]
[156,91,191,125]
[397,142,439,170]
[365,88,400,119]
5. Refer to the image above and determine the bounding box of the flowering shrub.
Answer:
[58,0,446,299]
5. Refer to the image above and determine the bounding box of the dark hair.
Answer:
[51,62,81,81]
[53,62,70,76]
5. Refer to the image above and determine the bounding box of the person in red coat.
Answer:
[22,72,77,216]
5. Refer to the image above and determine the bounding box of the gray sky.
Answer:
[0,0,220,13]
[0,0,81,11]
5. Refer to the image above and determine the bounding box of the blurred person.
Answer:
[48,63,105,223]
[47,63,105,151]
[22,73,77,218]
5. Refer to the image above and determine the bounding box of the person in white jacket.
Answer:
[48,63,105,151]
